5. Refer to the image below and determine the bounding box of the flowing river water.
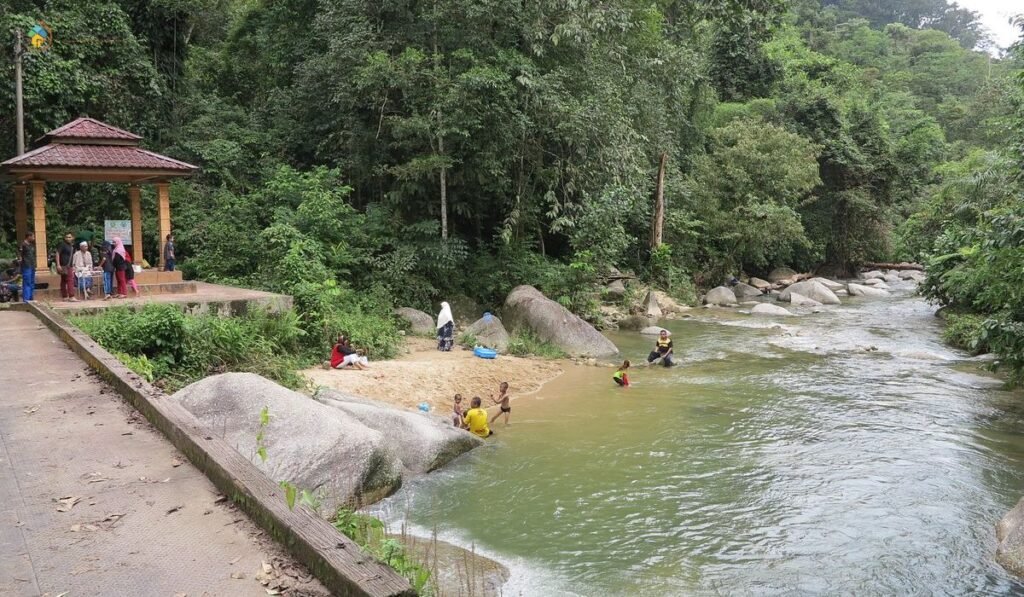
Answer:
[373,282,1024,595]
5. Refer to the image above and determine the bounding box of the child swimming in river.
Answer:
[489,381,511,426]
[613,360,631,387]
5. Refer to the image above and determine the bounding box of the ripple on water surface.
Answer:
[373,290,1024,596]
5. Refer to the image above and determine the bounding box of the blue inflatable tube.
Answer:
[473,347,498,359]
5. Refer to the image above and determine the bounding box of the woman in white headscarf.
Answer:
[436,301,454,352]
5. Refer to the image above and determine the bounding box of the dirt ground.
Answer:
[303,337,565,414]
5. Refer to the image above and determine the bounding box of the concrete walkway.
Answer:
[0,311,327,596]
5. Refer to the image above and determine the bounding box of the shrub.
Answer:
[506,330,566,359]
[942,312,988,355]
[332,508,433,595]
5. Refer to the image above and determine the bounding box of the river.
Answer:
[372,283,1024,595]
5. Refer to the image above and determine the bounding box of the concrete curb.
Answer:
[27,302,415,597]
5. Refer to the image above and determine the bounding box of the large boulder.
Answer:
[789,292,822,307]
[171,373,402,508]
[504,285,619,357]
[652,290,689,315]
[704,286,738,306]
[847,283,890,298]
[899,269,925,281]
[395,308,435,335]
[749,277,772,290]
[883,273,901,283]
[861,278,887,287]
[811,277,845,292]
[997,497,1024,577]
[751,303,793,316]
[464,314,510,352]
[604,279,626,300]
[315,389,482,474]
[643,290,663,318]
[732,282,762,299]
[768,267,798,283]
[861,270,885,280]
[778,280,841,305]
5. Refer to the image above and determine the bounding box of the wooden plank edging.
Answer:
[26,302,415,597]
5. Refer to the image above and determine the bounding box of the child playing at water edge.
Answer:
[613,360,631,386]
[489,382,511,426]
[463,397,492,438]
[452,394,464,427]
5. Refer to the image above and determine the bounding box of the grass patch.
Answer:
[506,330,566,359]
[332,508,433,595]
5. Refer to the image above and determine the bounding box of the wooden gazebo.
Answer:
[1,117,197,272]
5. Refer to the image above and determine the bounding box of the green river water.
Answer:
[373,284,1024,595]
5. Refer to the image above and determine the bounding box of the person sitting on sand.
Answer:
[463,396,492,438]
[330,335,369,370]
[613,360,631,386]
[647,330,674,367]
[489,381,511,426]
[452,393,465,427]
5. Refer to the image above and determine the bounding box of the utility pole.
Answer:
[14,30,25,155]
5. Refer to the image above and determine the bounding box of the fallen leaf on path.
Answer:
[171,457,183,467]
[213,495,228,504]
[23,406,39,415]
[69,524,81,532]
[161,478,171,483]
[84,524,99,531]
[230,572,245,580]
[55,496,81,512]
[229,555,242,565]
[265,590,280,596]
[166,505,183,515]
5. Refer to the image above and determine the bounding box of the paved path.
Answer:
[0,311,327,596]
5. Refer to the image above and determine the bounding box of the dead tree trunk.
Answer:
[650,152,667,249]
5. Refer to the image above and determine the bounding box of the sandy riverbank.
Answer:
[303,337,565,413]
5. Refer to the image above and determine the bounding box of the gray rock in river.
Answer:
[504,285,619,357]
[811,277,845,292]
[640,326,670,335]
[847,283,891,298]
[779,280,841,305]
[314,388,482,474]
[171,373,402,509]
[732,282,763,299]
[861,270,885,280]
[394,307,435,335]
[789,292,823,307]
[464,314,510,352]
[704,286,738,306]
[751,303,793,316]
[750,277,772,290]
[997,497,1024,577]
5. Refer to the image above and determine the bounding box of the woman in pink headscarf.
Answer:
[112,237,128,298]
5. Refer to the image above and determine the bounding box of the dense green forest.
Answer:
[1,1,1023,376]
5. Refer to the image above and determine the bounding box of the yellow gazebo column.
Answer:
[129,184,143,264]
[13,183,27,243]
[30,181,47,269]
[156,182,171,269]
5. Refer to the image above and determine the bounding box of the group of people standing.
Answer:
[11,232,176,302]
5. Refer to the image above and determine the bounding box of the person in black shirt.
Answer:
[647,329,675,367]
[56,232,76,301]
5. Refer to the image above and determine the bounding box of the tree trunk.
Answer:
[439,134,448,240]
[650,152,667,249]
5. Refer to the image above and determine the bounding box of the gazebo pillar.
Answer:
[129,184,143,264]
[157,182,171,269]
[13,183,27,243]
[30,181,46,269]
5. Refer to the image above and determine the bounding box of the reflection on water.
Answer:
[373,284,1024,596]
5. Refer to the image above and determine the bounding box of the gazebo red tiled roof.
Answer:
[0,117,197,183]
[43,117,142,143]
